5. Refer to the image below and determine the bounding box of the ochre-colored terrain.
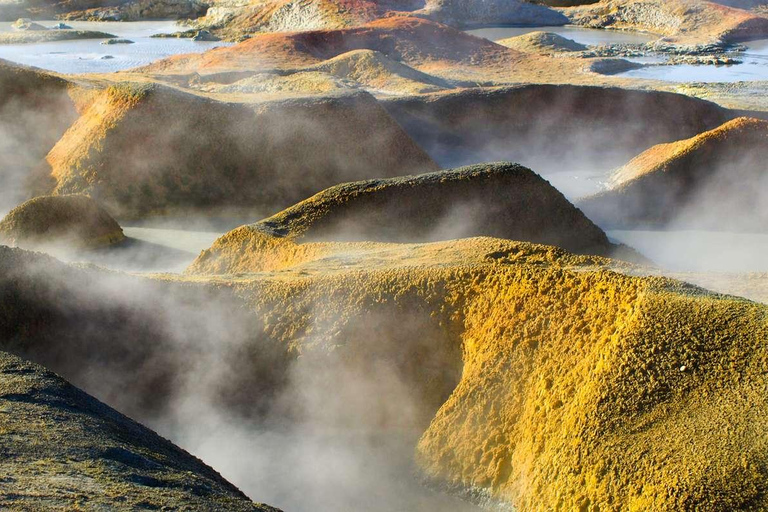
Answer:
[187,162,630,275]
[42,81,437,218]
[3,231,768,511]
[580,117,768,230]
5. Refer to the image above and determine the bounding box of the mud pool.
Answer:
[0,21,229,73]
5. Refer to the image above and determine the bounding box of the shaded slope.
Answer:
[0,60,78,213]
[382,85,733,183]
[305,49,453,94]
[43,82,437,218]
[0,194,124,250]
[141,16,514,74]
[497,30,588,54]
[188,162,622,275]
[579,117,768,230]
[0,351,277,510]
[3,238,768,510]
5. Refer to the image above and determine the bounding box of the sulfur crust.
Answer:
[183,235,768,510]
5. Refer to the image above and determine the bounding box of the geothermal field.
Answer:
[2,0,768,510]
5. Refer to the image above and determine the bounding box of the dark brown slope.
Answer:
[44,82,438,218]
[0,351,278,510]
[0,59,78,213]
[0,194,124,250]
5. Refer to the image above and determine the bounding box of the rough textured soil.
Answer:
[579,117,768,230]
[562,0,768,43]
[0,349,278,510]
[0,195,124,250]
[2,235,768,511]
[187,162,627,275]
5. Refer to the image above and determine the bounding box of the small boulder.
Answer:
[0,195,125,251]
[101,38,135,45]
[192,30,219,42]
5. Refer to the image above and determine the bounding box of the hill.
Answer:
[0,349,278,510]
[564,0,768,43]
[0,59,78,213]
[1,237,768,510]
[42,82,438,218]
[187,162,627,274]
[579,117,768,230]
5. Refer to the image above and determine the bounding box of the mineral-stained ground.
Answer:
[0,1,768,511]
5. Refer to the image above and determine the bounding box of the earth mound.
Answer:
[0,60,78,213]
[0,195,124,250]
[42,82,438,218]
[381,85,732,190]
[141,16,510,74]
[0,350,277,510]
[306,49,452,94]
[413,0,569,28]
[564,0,768,43]
[579,117,768,230]
[187,162,629,275]
[0,29,116,44]
[0,0,206,21]
[198,0,393,40]
[497,31,588,53]
[4,237,768,510]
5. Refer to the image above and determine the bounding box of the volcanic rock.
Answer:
[381,85,733,176]
[3,234,768,510]
[413,0,569,28]
[0,60,78,213]
[564,0,768,43]
[497,31,589,53]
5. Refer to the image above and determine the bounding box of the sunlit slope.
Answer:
[187,163,632,274]
[42,82,437,218]
[580,117,768,230]
[5,236,768,510]
[0,350,278,510]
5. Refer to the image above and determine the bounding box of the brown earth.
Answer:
[563,0,768,43]
[381,85,733,173]
[0,347,278,511]
[579,117,768,230]
[0,59,78,213]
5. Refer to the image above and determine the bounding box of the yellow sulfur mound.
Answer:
[3,234,768,510]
